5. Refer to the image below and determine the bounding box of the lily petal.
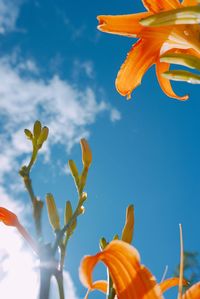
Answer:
[182,282,200,299]
[160,277,188,293]
[116,38,162,99]
[80,240,163,299]
[182,0,199,6]
[83,280,108,299]
[156,59,188,100]
[97,12,151,37]
[142,0,181,13]
[0,207,38,254]
[0,207,20,227]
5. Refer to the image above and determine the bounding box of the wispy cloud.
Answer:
[0,0,22,34]
[72,59,94,80]
[0,54,118,176]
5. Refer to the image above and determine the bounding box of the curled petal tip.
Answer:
[0,207,20,227]
[127,92,132,100]
[97,16,106,31]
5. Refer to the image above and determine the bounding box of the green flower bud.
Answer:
[80,192,87,204]
[77,205,85,215]
[121,205,134,244]
[33,120,42,139]
[99,237,108,250]
[24,129,33,140]
[46,193,60,231]
[68,160,79,184]
[80,139,92,168]
[65,201,76,236]
[113,234,119,240]
[37,126,49,148]
[64,201,73,225]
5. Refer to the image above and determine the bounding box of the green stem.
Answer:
[55,270,65,299]
[27,147,38,172]
[107,270,116,299]
[39,268,52,299]
[17,223,38,254]
[20,167,43,239]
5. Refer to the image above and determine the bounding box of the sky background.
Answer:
[0,0,200,298]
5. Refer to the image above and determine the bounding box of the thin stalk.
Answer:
[54,270,65,299]
[107,270,116,299]
[39,268,52,299]
[17,223,38,255]
[20,167,43,239]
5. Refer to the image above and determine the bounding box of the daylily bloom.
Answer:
[0,207,38,254]
[80,240,199,299]
[97,0,200,100]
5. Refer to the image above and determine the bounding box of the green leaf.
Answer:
[140,6,200,27]
[162,70,200,84]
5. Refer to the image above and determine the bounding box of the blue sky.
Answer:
[0,0,200,298]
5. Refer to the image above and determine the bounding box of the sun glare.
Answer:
[0,228,39,299]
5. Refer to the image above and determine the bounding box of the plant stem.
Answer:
[55,270,65,299]
[20,166,43,239]
[107,270,116,299]
[39,268,52,299]
[17,223,38,254]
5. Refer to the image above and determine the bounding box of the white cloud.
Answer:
[0,55,119,183]
[110,108,121,122]
[0,0,22,34]
[72,59,94,79]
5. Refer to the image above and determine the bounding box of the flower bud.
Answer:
[46,193,60,231]
[68,160,79,183]
[80,139,92,168]
[64,201,73,225]
[24,129,33,140]
[121,204,134,244]
[37,126,49,148]
[65,201,76,236]
[99,237,108,250]
[80,192,87,203]
[33,120,42,139]
[77,205,85,215]
[113,234,119,240]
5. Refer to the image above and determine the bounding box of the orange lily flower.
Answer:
[0,207,38,254]
[97,0,200,100]
[80,240,199,299]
